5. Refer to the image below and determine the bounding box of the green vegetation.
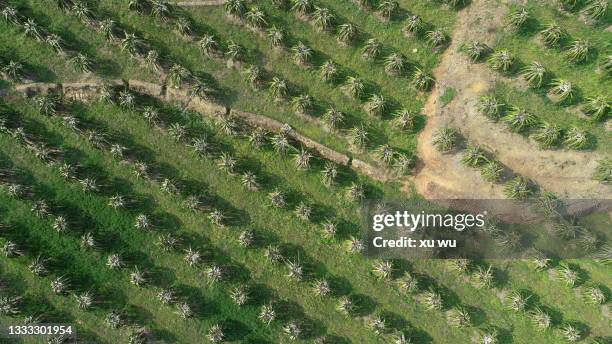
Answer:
[439,87,457,106]
[0,0,610,343]
[492,2,611,128]
[593,158,611,183]
[432,127,457,152]
[481,83,610,153]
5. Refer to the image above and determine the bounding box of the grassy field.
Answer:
[0,0,610,343]
[1,93,609,343]
[489,0,611,153]
[0,0,455,167]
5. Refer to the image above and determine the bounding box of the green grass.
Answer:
[478,0,611,154]
[8,0,423,163]
[191,4,423,148]
[0,97,426,342]
[0,0,455,166]
[440,87,457,106]
[491,1,611,151]
[1,92,610,343]
[492,82,611,154]
[0,114,284,343]
[0,0,362,162]
[1,0,611,343]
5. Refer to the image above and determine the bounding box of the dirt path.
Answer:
[415,0,611,200]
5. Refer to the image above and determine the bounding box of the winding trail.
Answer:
[415,0,611,200]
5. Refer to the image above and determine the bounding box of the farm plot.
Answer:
[0,0,610,343]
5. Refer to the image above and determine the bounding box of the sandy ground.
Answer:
[414,0,611,200]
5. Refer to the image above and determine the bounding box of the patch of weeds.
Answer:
[440,87,457,106]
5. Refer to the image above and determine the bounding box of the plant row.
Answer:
[10,92,452,342]
[476,94,598,149]
[122,0,429,158]
[30,0,420,171]
[460,39,610,124]
[0,109,293,342]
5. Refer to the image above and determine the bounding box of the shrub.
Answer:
[432,127,457,153]
[312,6,334,32]
[291,42,313,66]
[480,161,504,182]
[376,144,395,165]
[593,158,611,183]
[520,62,546,88]
[337,23,358,44]
[425,30,447,48]
[267,26,285,47]
[462,41,491,62]
[529,307,551,330]
[447,307,471,327]
[362,38,382,59]
[504,176,533,199]
[246,6,268,28]
[461,145,489,167]
[582,0,608,21]
[323,108,345,130]
[583,95,610,121]
[566,39,591,63]
[502,107,538,132]
[384,53,407,76]
[319,60,338,82]
[393,109,417,130]
[488,50,514,73]
[403,15,423,36]
[563,127,589,149]
[411,68,434,91]
[532,122,562,148]
[291,0,313,15]
[539,23,564,47]
[557,263,579,287]
[477,95,504,119]
[549,79,574,103]
[349,126,369,148]
[344,77,365,99]
[365,94,386,117]
[225,0,246,17]
[377,0,399,21]
[507,8,529,31]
